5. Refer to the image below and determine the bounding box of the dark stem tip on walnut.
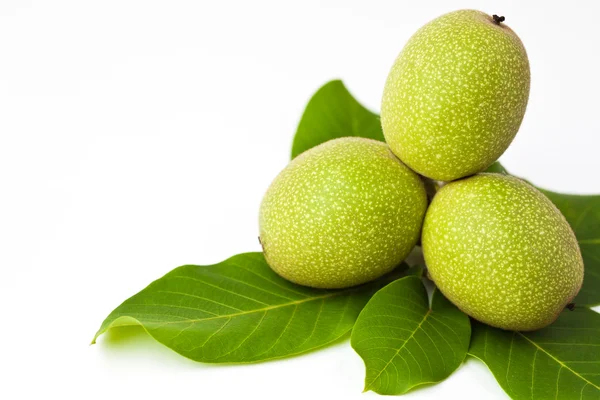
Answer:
[492,14,506,24]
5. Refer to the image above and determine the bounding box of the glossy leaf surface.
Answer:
[469,308,600,399]
[351,276,471,395]
[291,80,383,158]
[94,253,403,363]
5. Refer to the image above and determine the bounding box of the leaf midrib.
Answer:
[519,333,600,391]
[365,309,432,391]
[109,286,361,328]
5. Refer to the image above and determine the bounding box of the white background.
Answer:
[1,1,599,399]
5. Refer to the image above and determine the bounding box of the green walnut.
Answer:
[422,173,584,331]
[381,10,530,181]
[259,137,427,289]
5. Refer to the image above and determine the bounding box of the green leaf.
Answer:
[484,161,508,174]
[406,264,425,278]
[469,308,600,399]
[93,252,405,363]
[351,276,471,395]
[541,190,600,307]
[291,80,384,159]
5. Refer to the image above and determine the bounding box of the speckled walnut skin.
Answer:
[422,174,584,331]
[259,137,428,289]
[382,10,530,181]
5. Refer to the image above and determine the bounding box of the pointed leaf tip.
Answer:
[93,252,391,363]
[291,80,383,159]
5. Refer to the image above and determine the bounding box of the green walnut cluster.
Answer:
[259,10,584,331]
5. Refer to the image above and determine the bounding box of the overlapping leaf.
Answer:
[351,276,471,395]
[484,161,509,174]
[93,252,405,363]
[469,308,600,399]
[291,80,384,158]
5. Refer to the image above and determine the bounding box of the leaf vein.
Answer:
[365,310,431,390]
[519,333,600,391]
